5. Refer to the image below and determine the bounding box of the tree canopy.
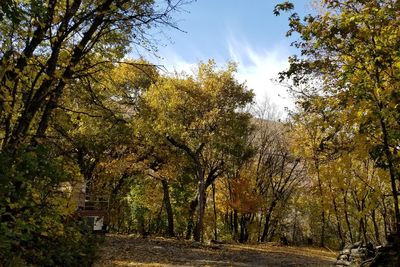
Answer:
[277,0,400,247]
[1,0,400,265]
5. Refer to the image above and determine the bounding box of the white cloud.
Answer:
[227,37,294,117]
[151,38,294,118]
[146,48,198,75]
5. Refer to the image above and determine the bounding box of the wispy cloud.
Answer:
[227,37,294,117]
[151,36,294,118]
[151,47,198,75]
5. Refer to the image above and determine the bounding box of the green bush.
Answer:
[0,146,99,266]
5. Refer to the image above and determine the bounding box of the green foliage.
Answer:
[277,0,400,246]
[279,0,400,167]
[0,146,98,266]
[141,60,254,241]
[273,1,294,16]
[169,174,197,236]
[127,178,161,231]
[0,0,24,23]
[0,0,194,263]
[144,60,254,149]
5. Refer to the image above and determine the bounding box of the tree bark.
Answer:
[194,172,205,242]
[261,200,277,242]
[186,194,198,240]
[257,212,263,242]
[7,0,111,150]
[330,182,344,248]
[233,209,238,240]
[380,117,400,237]
[342,189,353,243]
[161,179,175,237]
[314,158,326,247]
[212,182,218,240]
[239,215,249,243]
[381,196,389,238]
[371,209,381,244]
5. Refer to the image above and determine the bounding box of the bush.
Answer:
[0,146,99,266]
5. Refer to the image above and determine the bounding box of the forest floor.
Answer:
[93,234,337,267]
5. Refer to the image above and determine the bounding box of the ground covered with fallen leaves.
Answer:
[93,234,336,266]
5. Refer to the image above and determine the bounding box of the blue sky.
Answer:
[144,0,313,116]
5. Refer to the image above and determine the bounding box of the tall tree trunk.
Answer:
[186,195,198,240]
[161,179,174,237]
[233,209,238,240]
[314,158,326,247]
[381,197,389,238]
[377,87,400,242]
[261,200,277,242]
[330,183,344,248]
[268,219,278,242]
[212,182,218,240]
[371,209,381,244]
[258,212,263,242]
[194,172,205,242]
[239,215,249,243]
[360,218,368,244]
[362,199,368,244]
[343,190,353,243]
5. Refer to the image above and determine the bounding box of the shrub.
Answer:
[0,146,99,266]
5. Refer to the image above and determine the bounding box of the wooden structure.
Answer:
[76,193,110,232]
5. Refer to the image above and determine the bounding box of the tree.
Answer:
[215,100,305,244]
[52,59,161,232]
[276,0,400,239]
[290,113,390,248]
[0,0,183,151]
[0,1,184,264]
[142,60,254,241]
[139,138,191,237]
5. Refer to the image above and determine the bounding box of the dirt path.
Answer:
[94,234,336,267]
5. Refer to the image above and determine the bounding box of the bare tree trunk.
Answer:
[360,218,368,244]
[239,215,249,243]
[314,158,325,247]
[381,197,389,238]
[186,195,198,240]
[371,209,381,244]
[330,183,344,248]
[233,209,238,240]
[258,212,263,242]
[194,173,205,242]
[161,179,174,237]
[343,190,353,243]
[212,183,218,240]
[379,106,400,239]
[261,201,277,242]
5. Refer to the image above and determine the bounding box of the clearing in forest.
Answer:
[94,234,336,266]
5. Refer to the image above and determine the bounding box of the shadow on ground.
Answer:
[94,234,336,267]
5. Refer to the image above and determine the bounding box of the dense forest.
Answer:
[0,0,399,266]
